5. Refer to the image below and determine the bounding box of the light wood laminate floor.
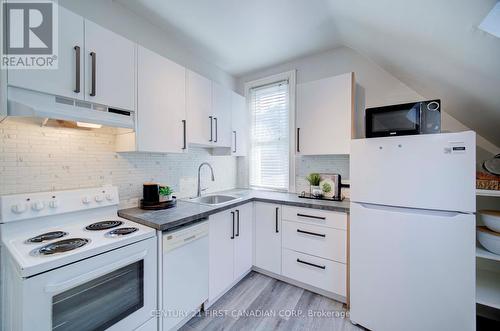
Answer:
[180,271,364,331]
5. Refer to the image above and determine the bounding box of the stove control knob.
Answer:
[49,199,59,209]
[105,193,114,201]
[95,194,104,202]
[11,203,28,214]
[82,196,91,204]
[31,201,45,211]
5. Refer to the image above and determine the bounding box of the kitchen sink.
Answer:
[188,194,240,206]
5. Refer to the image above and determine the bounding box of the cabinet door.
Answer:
[296,72,354,155]
[186,70,213,146]
[233,203,253,279]
[209,211,235,302]
[84,20,135,110]
[212,82,232,147]
[136,46,186,153]
[7,6,84,99]
[231,92,248,156]
[254,202,282,275]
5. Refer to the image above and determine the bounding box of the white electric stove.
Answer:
[0,186,158,331]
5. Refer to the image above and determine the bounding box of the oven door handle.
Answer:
[44,250,148,293]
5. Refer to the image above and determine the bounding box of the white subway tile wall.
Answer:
[0,119,237,208]
[295,155,350,197]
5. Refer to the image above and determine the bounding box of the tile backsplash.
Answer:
[237,154,350,197]
[0,119,237,208]
[295,154,350,197]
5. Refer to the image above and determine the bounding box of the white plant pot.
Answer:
[311,185,322,197]
[160,194,173,202]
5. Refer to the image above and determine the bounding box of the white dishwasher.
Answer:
[162,220,209,331]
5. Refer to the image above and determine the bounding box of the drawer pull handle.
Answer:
[296,258,326,270]
[296,213,326,220]
[297,229,326,238]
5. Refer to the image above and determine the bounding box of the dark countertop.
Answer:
[118,189,350,232]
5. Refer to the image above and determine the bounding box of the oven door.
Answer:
[20,237,157,331]
[365,102,421,137]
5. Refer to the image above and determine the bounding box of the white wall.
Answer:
[237,46,421,106]
[59,0,235,89]
[237,46,499,151]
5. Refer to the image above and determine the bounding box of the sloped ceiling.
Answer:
[118,0,500,145]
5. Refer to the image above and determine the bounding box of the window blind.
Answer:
[249,80,289,191]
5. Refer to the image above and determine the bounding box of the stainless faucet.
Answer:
[197,162,215,197]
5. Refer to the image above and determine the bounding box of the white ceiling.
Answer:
[118,0,500,145]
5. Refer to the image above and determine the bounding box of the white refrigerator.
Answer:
[350,131,476,331]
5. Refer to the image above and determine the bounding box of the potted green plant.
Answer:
[322,182,332,195]
[306,173,322,197]
[159,186,174,202]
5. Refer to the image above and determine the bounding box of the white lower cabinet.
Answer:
[281,205,347,298]
[282,249,346,296]
[234,203,253,278]
[209,203,253,303]
[254,202,282,275]
[210,202,348,303]
[282,221,346,263]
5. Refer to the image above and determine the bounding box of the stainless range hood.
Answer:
[6,86,135,129]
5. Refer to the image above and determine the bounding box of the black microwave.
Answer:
[365,100,441,138]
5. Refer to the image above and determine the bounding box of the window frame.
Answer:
[244,70,296,192]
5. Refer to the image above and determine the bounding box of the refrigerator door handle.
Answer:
[357,202,466,217]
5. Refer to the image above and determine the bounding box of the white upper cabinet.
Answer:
[134,46,186,153]
[211,82,232,147]
[84,20,135,111]
[7,6,84,99]
[186,70,213,146]
[296,72,354,155]
[231,92,248,156]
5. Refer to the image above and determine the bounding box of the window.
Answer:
[249,80,290,191]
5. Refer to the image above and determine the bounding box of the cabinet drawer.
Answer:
[282,206,347,230]
[282,249,346,296]
[282,221,346,263]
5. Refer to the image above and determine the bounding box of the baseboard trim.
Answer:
[252,266,347,304]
